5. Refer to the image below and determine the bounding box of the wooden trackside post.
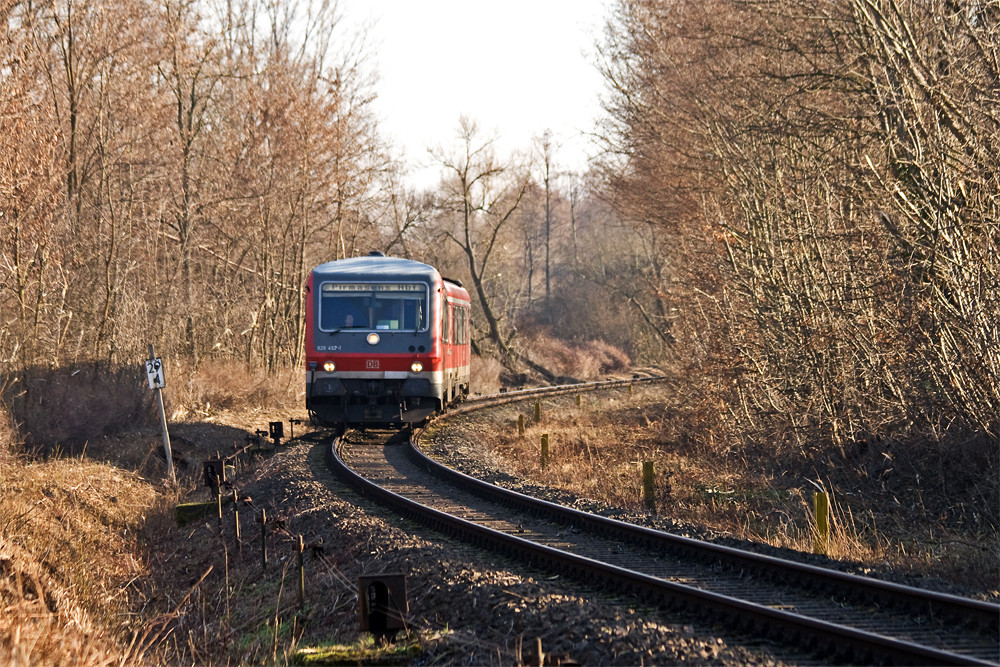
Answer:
[297,535,305,609]
[540,434,549,469]
[576,394,582,407]
[814,492,829,554]
[642,461,656,512]
[518,414,525,436]
[260,509,268,570]
[146,344,175,486]
[534,402,541,423]
[232,490,241,551]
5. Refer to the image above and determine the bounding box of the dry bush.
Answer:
[520,331,631,381]
[0,391,18,459]
[166,359,302,419]
[580,340,631,375]
[599,0,998,449]
[471,354,504,395]
[1,363,157,452]
[465,386,998,592]
[0,454,158,666]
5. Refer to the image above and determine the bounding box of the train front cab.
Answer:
[305,257,470,427]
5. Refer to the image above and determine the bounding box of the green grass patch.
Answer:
[236,618,295,654]
[293,634,423,666]
[174,495,233,525]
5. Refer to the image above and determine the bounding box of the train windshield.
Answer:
[319,282,427,332]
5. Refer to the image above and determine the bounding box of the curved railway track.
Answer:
[328,381,1000,666]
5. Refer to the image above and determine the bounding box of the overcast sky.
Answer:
[340,0,611,188]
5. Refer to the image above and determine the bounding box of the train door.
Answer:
[454,304,469,382]
[441,297,452,401]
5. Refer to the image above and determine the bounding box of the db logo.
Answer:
[366,359,380,369]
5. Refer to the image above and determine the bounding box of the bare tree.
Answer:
[845,0,999,434]
[13,0,163,363]
[0,2,64,366]
[1,0,388,375]
[535,130,556,308]
[597,0,998,443]
[431,117,535,367]
[156,0,225,360]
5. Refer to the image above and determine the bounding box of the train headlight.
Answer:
[367,333,380,345]
[323,361,336,372]
[410,361,423,373]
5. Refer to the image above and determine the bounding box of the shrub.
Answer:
[166,359,302,418]
[520,331,632,381]
[0,455,157,666]
[471,354,504,395]
[0,401,18,460]
[1,363,157,452]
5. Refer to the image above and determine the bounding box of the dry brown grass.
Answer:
[475,386,999,595]
[165,359,302,420]
[471,354,505,395]
[1,364,157,452]
[0,442,161,666]
[0,355,993,667]
[0,396,17,457]
[0,358,306,667]
[518,332,631,381]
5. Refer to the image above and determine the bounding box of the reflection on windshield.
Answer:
[319,283,427,332]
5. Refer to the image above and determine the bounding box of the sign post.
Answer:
[147,344,175,485]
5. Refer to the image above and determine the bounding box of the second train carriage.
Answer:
[305,253,471,426]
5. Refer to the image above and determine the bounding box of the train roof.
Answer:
[311,255,469,298]
[312,255,439,282]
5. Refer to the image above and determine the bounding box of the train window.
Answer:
[441,302,470,344]
[441,302,451,343]
[458,309,462,344]
[455,306,468,344]
[319,283,427,332]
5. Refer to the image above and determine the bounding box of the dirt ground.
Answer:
[81,387,994,665]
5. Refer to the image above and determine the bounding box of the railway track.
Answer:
[328,382,1000,665]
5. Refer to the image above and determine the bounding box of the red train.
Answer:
[305,253,471,426]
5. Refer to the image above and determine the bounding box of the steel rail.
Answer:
[328,433,998,666]
[406,434,1000,632]
[453,375,669,414]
